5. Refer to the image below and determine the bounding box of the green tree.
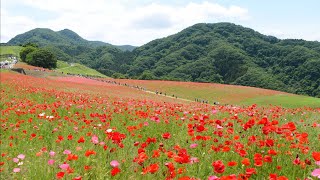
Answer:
[20,46,37,62]
[210,45,248,83]
[139,70,155,80]
[112,72,127,79]
[22,42,38,48]
[26,49,57,68]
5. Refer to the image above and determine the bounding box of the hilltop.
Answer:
[7,28,136,52]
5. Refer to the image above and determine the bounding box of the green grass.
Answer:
[0,46,22,62]
[0,46,22,57]
[240,94,320,108]
[56,60,70,69]
[56,61,108,78]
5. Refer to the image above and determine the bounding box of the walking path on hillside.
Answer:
[10,66,206,104]
[92,78,197,103]
[143,90,194,103]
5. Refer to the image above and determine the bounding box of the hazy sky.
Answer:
[1,0,319,46]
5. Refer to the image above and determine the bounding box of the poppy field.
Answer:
[1,71,320,180]
[116,79,320,108]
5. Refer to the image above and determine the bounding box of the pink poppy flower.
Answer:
[190,143,198,148]
[110,160,119,167]
[48,159,55,165]
[49,151,56,157]
[316,161,320,166]
[13,158,19,163]
[63,150,71,154]
[17,154,25,160]
[99,141,105,146]
[190,157,199,164]
[311,168,320,178]
[59,163,70,170]
[91,135,99,144]
[13,168,21,173]
[208,175,219,180]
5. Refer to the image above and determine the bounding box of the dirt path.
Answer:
[144,90,194,103]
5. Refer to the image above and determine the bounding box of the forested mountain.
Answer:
[6,23,320,97]
[7,28,136,76]
[128,23,320,97]
[7,28,136,51]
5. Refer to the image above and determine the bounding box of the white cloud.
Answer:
[260,28,320,42]
[0,8,38,42]
[1,0,250,45]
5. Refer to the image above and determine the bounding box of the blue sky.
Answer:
[1,0,319,45]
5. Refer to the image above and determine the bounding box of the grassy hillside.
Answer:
[241,94,320,108]
[0,46,22,56]
[11,61,108,78]
[116,79,320,108]
[56,60,108,77]
[0,46,22,61]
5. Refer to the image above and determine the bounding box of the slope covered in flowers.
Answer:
[116,79,320,108]
[1,72,320,180]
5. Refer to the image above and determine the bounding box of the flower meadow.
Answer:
[0,72,320,180]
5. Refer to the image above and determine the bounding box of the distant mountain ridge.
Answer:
[7,28,136,51]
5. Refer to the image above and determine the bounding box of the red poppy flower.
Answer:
[241,158,250,166]
[149,163,159,173]
[265,139,274,147]
[77,136,85,143]
[227,161,237,166]
[162,132,171,139]
[72,176,82,180]
[196,125,205,132]
[84,165,92,171]
[268,149,277,156]
[312,151,320,161]
[238,149,247,157]
[269,173,277,180]
[264,155,272,163]
[66,167,74,174]
[56,172,65,179]
[85,150,96,157]
[152,150,160,158]
[143,163,159,174]
[111,167,121,176]
[67,134,73,140]
[293,157,300,165]
[212,160,225,173]
[246,168,256,176]
[58,135,64,141]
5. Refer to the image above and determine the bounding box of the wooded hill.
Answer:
[6,23,320,97]
[8,28,136,51]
